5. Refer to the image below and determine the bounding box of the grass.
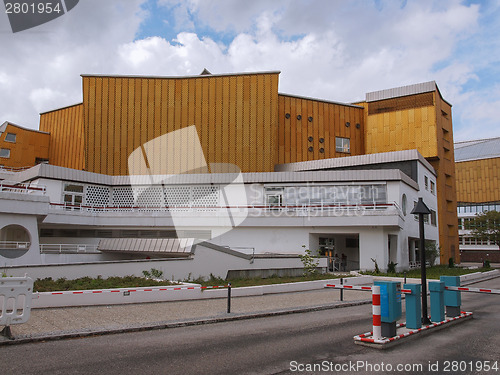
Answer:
[190,273,350,288]
[361,265,493,279]
[34,265,492,292]
[33,273,348,292]
[33,276,178,292]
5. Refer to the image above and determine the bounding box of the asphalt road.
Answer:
[1,278,499,375]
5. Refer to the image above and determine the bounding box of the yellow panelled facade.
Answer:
[429,92,460,264]
[361,89,459,263]
[361,92,438,158]
[39,104,85,170]
[82,72,279,175]
[0,123,50,169]
[456,157,500,203]
[277,95,364,164]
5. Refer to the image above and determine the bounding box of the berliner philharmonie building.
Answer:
[0,70,459,279]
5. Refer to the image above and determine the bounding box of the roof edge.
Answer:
[40,102,83,115]
[278,93,364,109]
[80,70,281,80]
[0,121,50,135]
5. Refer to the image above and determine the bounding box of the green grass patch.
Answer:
[361,265,493,279]
[33,273,350,292]
[34,276,177,292]
[189,273,350,288]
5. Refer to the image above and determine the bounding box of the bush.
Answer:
[387,261,397,273]
[448,257,455,268]
[299,246,320,276]
[371,258,380,273]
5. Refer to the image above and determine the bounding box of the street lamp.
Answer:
[411,197,432,325]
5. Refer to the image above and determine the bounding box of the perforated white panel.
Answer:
[192,186,219,207]
[85,185,110,207]
[164,186,191,207]
[135,186,164,207]
[112,187,134,207]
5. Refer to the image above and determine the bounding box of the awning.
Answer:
[97,238,194,257]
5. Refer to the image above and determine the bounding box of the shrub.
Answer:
[387,261,397,273]
[299,246,320,276]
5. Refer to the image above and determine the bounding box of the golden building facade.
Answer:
[0,72,461,264]
[358,82,459,263]
[0,122,50,169]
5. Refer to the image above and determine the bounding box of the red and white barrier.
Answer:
[372,285,382,340]
[445,286,500,295]
[44,284,227,296]
[354,312,473,344]
[324,284,373,291]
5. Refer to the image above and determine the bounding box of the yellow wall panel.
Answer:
[277,95,365,164]
[0,123,50,169]
[81,72,279,175]
[456,157,500,203]
[39,103,84,170]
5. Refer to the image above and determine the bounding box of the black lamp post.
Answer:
[411,197,432,325]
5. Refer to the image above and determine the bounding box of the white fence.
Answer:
[0,276,35,331]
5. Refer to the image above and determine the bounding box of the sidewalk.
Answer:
[4,288,372,344]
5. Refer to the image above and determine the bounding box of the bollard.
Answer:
[340,278,344,301]
[404,272,407,285]
[429,281,445,323]
[440,276,461,317]
[374,281,402,337]
[372,285,382,340]
[403,284,421,329]
[227,283,231,314]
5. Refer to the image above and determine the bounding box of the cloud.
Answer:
[1,0,496,142]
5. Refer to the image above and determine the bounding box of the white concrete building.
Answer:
[0,149,439,279]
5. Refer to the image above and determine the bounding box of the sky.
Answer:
[0,0,499,142]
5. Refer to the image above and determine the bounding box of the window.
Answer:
[0,148,10,158]
[63,183,84,210]
[4,133,16,143]
[430,210,437,226]
[424,176,429,190]
[430,181,435,195]
[335,137,350,153]
[401,194,407,216]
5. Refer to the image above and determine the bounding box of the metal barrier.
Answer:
[445,286,500,295]
[0,275,35,339]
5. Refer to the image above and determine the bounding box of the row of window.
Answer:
[457,202,500,215]
[424,175,436,195]
[459,236,495,246]
[0,133,16,158]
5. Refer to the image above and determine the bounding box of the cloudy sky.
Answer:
[0,0,499,141]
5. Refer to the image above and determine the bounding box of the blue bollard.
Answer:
[374,281,402,337]
[403,284,421,329]
[440,276,461,317]
[429,281,445,323]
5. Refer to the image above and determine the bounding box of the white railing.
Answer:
[39,244,100,254]
[0,241,31,249]
[0,180,46,195]
[49,202,401,217]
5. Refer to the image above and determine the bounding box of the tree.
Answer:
[471,210,500,249]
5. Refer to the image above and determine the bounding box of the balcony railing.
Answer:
[0,241,31,249]
[40,244,100,254]
[49,202,402,218]
[0,180,46,195]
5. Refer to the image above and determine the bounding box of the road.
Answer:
[1,278,499,375]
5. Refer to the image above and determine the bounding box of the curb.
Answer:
[0,299,372,346]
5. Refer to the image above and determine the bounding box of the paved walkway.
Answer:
[7,288,372,342]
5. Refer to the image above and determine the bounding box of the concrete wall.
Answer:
[4,243,328,281]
